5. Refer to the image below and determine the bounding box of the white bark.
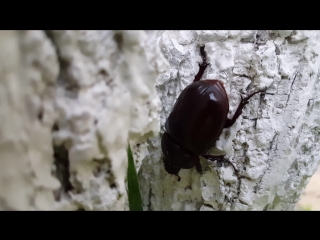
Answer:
[0,30,160,210]
[138,30,320,210]
[1,30,319,211]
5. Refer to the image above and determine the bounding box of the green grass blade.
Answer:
[127,144,143,211]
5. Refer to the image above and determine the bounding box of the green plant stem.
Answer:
[127,144,143,211]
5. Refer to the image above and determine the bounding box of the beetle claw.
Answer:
[199,62,210,68]
[175,174,181,182]
[240,95,245,104]
[199,45,209,67]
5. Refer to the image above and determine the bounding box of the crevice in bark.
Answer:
[43,31,75,201]
[254,30,269,50]
[263,204,270,211]
[269,133,278,152]
[238,199,248,206]
[195,201,203,210]
[253,184,262,194]
[236,177,243,198]
[259,91,266,109]
[275,45,280,55]
[93,158,117,189]
[253,158,273,196]
[147,187,152,211]
[284,70,299,110]
[52,144,73,201]
[113,32,123,51]
[285,31,309,45]
[37,107,44,122]
[242,142,249,171]
[252,129,277,195]
[203,203,215,209]
[44,30,80,95]
[95,133,117,190]
[270,194,281,209]
[252,118,258,129]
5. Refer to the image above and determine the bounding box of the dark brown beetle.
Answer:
[161,45,265,181]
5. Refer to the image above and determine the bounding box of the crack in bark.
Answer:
[45,31,120,205]
[269,133,278,152]
[251,131,279,196]
[238,199,248,206]
[44,30,80,94]
[42,31,75,201]
[52,145,73,201]
[236,177,243,198]
[113,32,123,51]
[147,187,152,211]
[96,132,117,190]
[202,203,215,210]
[284,70,299,110]
[253,153,274,196]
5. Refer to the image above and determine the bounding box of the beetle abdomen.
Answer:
[165,80,229,155]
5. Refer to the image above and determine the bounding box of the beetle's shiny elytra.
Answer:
[161,45,265,182]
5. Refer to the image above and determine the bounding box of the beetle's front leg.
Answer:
[194,46,210,82]
[201,154,239,172]
[174,174,181,182]
[224,89,266,128]
[195,158,203,174]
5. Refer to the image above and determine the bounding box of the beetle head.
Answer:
[161,132,198,182]
[163,160,181,182]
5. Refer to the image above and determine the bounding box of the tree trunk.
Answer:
[138,30,320,211]
[0,30,319,210]
[0,30,160,210]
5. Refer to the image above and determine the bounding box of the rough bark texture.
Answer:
[0,30,319,211]
[0,30,161,210]
[138,30,320,210]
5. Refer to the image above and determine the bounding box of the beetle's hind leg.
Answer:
[201,154,239,173]
[224,89,266,128]
[194,46,210,82]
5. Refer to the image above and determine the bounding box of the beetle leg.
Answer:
[224,89,266,128]
[195,158,203,174]
[194,46,210,82]
[174,174,181,182]
[201,154,239,172]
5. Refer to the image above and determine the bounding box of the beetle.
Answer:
[161,45,265,181]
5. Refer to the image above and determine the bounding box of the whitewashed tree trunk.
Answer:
[138,30,320,211]
[0,30,160,210]
[0,30,319,211]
